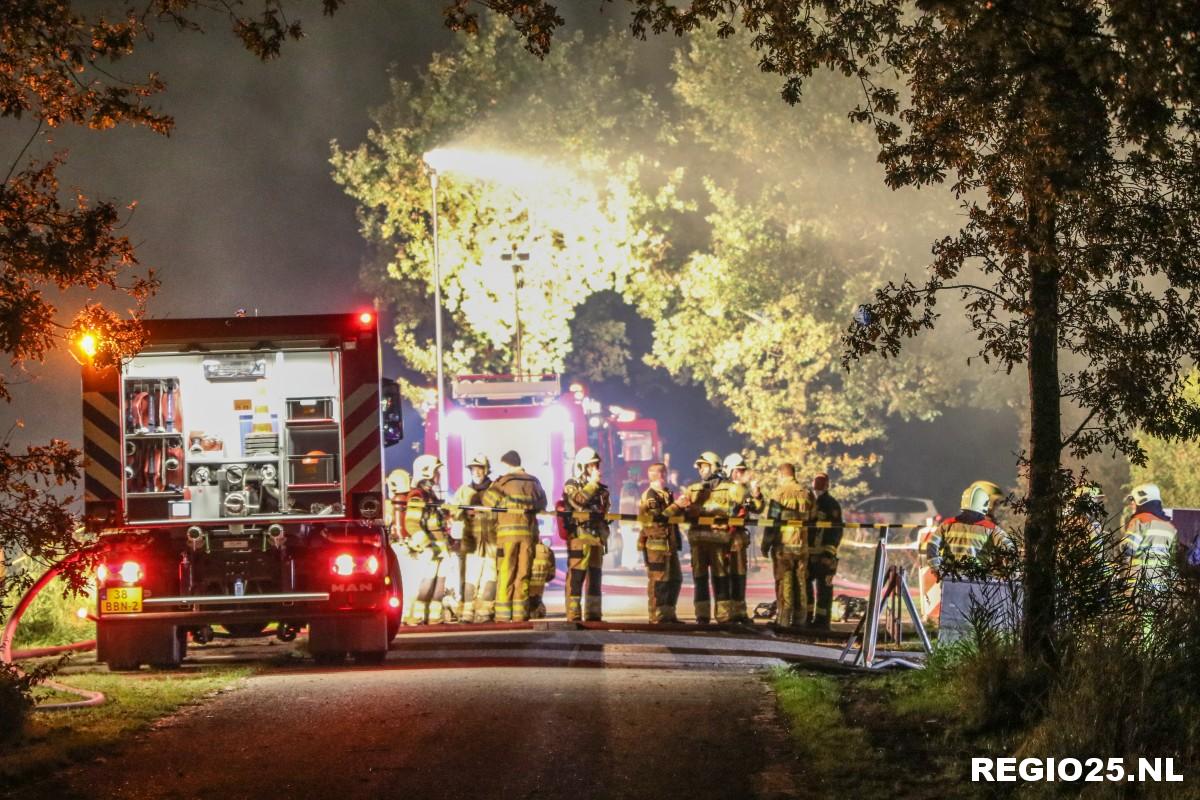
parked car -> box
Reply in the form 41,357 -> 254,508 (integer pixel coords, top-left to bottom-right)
846,495 -> 941,527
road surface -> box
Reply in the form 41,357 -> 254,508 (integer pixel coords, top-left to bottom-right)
22,661 -> 805,800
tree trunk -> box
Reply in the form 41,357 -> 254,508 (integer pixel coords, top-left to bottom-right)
1023,187 -> 1061,670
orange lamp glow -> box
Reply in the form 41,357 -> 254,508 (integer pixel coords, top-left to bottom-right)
77,332 -> 98,359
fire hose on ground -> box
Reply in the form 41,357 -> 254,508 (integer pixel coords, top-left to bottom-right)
1,548 -> 106,710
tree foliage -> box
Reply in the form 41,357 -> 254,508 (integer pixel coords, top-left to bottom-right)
331,22 -> 674,406
1,0 -> 343,605
466,1 -> 1200,666
336,20 -> 958,494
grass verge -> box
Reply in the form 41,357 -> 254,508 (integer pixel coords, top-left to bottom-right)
0,665 -> 252,788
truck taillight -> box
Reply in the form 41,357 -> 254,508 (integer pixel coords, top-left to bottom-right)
331,553 -> 381,576
357,311 -> 374,327
388,596 -> 401,609
96,564 -> 109,583
119,560 -> 142,584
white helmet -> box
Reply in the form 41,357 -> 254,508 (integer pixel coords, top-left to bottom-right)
466,452 -> 490,472
386,468 -> 411,495
574,446 -> 601,475
722,453 -> 747,474
961,480 -> 1003,515
413,454 -> 443,483
1127,483 -> 1161,506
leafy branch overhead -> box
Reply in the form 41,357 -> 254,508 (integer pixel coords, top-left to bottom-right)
0,0 -> 347,603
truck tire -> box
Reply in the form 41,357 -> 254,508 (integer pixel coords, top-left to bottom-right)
99,621 -> 184,671
309,612 -> 388,664
351,650 -> 387,666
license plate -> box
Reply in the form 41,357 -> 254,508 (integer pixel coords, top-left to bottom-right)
101,587 -> 143,614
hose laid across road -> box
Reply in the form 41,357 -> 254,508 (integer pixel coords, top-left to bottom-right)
1,547 -> 107,711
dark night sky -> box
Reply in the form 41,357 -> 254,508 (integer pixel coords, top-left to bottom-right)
4,1 -> 450,455
2,2 -> 1017,513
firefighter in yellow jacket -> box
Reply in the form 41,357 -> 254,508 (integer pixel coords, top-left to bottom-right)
402,455 -> 451,625
925,480 -> 1007,572
761,463 -> 815,629
670,452 -> 733,624
721,453 -> 765,623
1121,483 -> 1178,591
638,461 -> 683,623
561,447 -> 611,622
491,450 -> 547,622
806,472 -> 843,630
452,453 -> 501,623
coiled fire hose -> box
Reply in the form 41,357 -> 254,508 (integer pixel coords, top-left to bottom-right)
1,549 -> 106,710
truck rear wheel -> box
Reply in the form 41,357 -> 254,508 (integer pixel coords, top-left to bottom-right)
99,621 -> 184,672
308,612 -> 388,665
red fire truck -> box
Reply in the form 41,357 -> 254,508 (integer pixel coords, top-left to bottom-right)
423,375 -> 663,507
81,312 -> 404,669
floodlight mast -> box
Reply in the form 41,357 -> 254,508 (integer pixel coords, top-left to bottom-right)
423,154 -> 449,487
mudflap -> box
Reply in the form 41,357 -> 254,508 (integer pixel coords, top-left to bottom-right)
308,612 -> 388,659
98,620 -> 185,670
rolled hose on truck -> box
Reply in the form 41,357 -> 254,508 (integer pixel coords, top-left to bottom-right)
1,548 -> 107,710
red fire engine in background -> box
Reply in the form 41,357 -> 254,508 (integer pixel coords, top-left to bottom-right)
423,375 -> 663,562
424,375 -> 663,502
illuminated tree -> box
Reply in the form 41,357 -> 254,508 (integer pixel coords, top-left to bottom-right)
331,22 -> 672,407
471,0 -> 1200,669
336,21 -> 957,494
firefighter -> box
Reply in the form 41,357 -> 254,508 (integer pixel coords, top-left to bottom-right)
491,450 -> 547,622
638,461 -> 683,623
452,453 -> 501,623
721,453 -> 765,623
386,468 -> 419,624
561,446 -> 611,621
671,451 -> 732,624
925,480 -> 1007,571
805,472 -> 844,630
528,537 -> 556,619
1121,482 -> 1178,591
403,455 -> 451,625
761,463 -> 815,629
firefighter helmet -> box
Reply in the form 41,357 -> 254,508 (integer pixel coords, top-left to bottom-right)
574,446 -> 602,475
694,451 -> 721,470
386,468 -> 411,496
1127,482 -> 1161,506
466,452 -> 490,472
413,454 -> 443,483
722,453 -> 747,474
961,480 -> 1004,515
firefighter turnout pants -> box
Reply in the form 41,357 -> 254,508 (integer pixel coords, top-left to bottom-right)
496,534 -> 533,622
689,537 -> 732,624
408,548 -> 448,625
643,538 -> 682,623
566,534 -> 604,621
528,542 -> 555,619
806,555 -> 838,625
460,540 -> 498,623
727,532 -> 751,622
772,554 -> 808,629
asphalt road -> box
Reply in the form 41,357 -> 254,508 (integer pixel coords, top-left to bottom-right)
25,664 -> 804,800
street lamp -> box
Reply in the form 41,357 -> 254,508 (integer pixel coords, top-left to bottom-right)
500,248 -> 530,378
422,152 -> 449,484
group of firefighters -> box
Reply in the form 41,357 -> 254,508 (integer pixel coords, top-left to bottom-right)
387,447 -> 1185,629
385,447 -> 845,628
928,478 -> 1184,587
